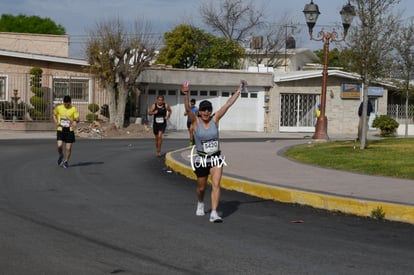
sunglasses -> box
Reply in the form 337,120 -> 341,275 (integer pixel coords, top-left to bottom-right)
199,108 -> 212,112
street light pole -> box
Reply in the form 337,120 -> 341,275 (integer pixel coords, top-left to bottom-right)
303,0 -> 356,140
314,32 -> 331,140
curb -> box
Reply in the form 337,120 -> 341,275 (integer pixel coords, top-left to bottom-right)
166,148 -> 414,225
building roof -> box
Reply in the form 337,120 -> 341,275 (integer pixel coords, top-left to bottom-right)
274,69 -> 396,89
274,69 -> 361,82
0,49 -> 89,66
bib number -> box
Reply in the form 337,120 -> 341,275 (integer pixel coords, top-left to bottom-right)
202,139 -> 219,154
155,117 -> 165,124
60,119 -> 70,128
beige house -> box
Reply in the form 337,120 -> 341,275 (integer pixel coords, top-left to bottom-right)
271,70 -> 391,136
0,32 -> 108,130
136,68 -> 392,137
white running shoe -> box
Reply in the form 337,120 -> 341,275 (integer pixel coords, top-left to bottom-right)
196,202 -> 205,216
209,211 -> 223,223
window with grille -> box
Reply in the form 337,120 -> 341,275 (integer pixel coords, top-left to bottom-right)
0,77 -> 6,101
53,78 -> 89,102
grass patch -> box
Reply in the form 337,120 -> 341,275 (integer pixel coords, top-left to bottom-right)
285,138 -> 414,179
370,206 -> 386,220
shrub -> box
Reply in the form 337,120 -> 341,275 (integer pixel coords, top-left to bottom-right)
0,101 -> 12,112
372,115 -> 399,137
88,103 -> 100,113
29,96 -> 47,110
86,113 -> 99,122
16,102 -> 31,112
29,67 -> 43,95
31,87 -> 44,97
29,67 -> 46,120
28,109 -> 45,120
30,96 -> 47,112
29,67 -> 43,75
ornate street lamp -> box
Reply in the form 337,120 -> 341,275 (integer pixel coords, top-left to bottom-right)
303,1 -> 356,140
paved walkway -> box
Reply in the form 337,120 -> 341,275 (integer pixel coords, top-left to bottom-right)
2,129 -> 414,224
164,130 -> 414,225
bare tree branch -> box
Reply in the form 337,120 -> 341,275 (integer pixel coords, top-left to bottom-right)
86,18 -> 157,128
199,0 -> 265,43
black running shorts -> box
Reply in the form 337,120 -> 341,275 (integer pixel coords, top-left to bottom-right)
57,129 -> 76,143
153,122 -> 166,135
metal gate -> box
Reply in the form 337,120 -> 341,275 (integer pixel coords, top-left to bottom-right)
279,93 -> 318,132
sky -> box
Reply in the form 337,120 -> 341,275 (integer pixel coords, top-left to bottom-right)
1,0 -> 413,59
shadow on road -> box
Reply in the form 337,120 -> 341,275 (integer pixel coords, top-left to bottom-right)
221,199 -> 271,218
70,161 -> 105,167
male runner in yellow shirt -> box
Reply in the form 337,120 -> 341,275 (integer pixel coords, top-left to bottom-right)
53,95 -> 80,168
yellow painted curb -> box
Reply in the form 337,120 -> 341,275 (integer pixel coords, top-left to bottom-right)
166,150 -> 414,225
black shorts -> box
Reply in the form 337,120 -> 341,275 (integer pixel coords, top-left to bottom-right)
193,151 -> 223,178
186,121 -> 191,129
194,163 -> 214,178
153,122 -> 166,135
57,129 -> 75,143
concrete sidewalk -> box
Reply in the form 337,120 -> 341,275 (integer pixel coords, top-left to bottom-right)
0,130 -> 55,139
165,132 -> 414,225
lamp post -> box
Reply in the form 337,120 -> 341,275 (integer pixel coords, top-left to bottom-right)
303,0 -> 356,140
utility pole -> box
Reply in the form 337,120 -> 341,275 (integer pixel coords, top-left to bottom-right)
284,23 -> 297,72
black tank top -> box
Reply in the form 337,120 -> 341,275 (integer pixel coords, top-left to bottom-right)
154,103 -> 166,124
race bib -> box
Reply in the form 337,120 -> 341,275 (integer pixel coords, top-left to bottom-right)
155,117 -> 165,124
60,119 -> 70,128
202,139 -> 219,154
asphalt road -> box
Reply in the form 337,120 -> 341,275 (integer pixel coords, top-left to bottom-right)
0,138 -> 413,275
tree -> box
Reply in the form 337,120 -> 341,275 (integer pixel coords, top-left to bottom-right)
0,14 -> 65,34
346,0 -> 401,149
199,0 -> 265,43
314,47 -> 349,69
392,18 -> 414,137
155,24 -> 245,69
200,1 -> 298,70
86,18 -> 157,129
